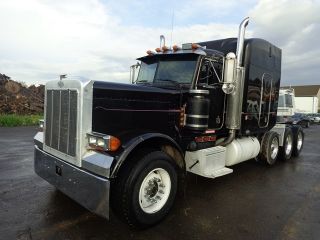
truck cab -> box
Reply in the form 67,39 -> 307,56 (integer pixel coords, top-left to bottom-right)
277,88 -> 295,117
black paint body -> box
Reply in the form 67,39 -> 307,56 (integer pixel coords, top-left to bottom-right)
92,82 -> 190,149
199,38 -> 282,135
92,38 -> 282,157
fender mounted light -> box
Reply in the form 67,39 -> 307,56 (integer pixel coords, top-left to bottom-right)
87,133 -> 121,152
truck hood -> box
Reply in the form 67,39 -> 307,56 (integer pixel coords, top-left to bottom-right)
91,81 -> 186,138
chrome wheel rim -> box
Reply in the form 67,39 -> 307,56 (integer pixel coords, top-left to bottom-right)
297,132 -> 303,150
270,137 -> 279,159
285,134 -> 293,156
139,168 -> 171,214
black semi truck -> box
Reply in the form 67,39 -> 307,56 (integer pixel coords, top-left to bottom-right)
34,17 -> 304,228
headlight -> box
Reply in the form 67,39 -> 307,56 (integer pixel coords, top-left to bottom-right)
39,119 -> 44,131
87,133 -> 121,152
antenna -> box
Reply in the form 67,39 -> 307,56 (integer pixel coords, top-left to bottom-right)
170,7 -> 175,48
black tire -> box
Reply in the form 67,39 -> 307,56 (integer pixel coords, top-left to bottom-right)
279,127 -> 293,161
111,151 -> 178,229
259,131 -> 279,165
292,127 -> 304,157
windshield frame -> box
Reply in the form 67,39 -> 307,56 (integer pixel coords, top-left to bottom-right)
136,53 -> 201,87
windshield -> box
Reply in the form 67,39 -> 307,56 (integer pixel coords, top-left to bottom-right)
136,55 -> 198,85
278,94 -> 293,108
285,94 -> 293,108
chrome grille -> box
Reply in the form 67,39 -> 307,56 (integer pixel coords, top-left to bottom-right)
45,89 -> 78,157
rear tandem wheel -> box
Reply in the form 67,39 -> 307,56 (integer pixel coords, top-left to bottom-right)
259,131 -> 280,165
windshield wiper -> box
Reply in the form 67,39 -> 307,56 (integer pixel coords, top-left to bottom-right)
136,80 -> 152,84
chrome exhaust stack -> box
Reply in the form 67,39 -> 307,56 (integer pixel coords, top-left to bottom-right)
219,17 -> 249,146
236,17 -> 249,68
225,17 -> 249,131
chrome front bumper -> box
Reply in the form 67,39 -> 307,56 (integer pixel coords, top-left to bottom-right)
34,145 -> 111,219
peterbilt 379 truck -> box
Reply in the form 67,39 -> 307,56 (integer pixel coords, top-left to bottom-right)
34,18 -> 304,228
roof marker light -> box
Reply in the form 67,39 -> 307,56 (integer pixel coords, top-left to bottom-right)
191,43 -> 201,50
155,47 -> 162,53
162,45 -> 169,52
172,45 -> 181,52
146,50 -> 155,55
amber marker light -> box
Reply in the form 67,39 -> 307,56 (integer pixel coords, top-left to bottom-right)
162,45 -> 169,52
109,136 -> 121,151
146,50 -> 155,55
172,45 -> 181,52
191,43 -> 201,50
179,106 -> 186,127
155,47 -> 162,53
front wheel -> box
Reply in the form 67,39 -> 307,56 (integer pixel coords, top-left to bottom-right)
112,151 -> 178,229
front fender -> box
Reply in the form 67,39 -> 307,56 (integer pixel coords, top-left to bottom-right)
110,133 -> 183,178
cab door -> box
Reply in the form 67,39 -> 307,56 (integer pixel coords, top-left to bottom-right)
197,57 -> 226,129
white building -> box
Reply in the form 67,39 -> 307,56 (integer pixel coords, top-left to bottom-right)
283,85 -> 320,113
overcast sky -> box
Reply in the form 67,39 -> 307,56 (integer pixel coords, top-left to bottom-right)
0,0 -> 319,86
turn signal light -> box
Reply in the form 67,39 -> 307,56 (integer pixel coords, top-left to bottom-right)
179,106 -> 186,127
109,136 -> 121,151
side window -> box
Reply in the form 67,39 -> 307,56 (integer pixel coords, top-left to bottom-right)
198,58 -> 222,86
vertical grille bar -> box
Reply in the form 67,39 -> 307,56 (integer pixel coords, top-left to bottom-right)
59,90 -> 70,153
68,91 -> 78,156
45,90 -> 53,147
45,89 -> 78,157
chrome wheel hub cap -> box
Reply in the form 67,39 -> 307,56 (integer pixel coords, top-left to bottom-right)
285,134 -> 293,156
297,132 -> 303,150
139,168 -> 171,214
271,137 -> 279,159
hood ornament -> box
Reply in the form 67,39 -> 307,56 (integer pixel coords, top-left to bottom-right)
58,74 -> 67,87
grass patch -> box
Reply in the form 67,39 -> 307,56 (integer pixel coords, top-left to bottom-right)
0,114 -> 43,127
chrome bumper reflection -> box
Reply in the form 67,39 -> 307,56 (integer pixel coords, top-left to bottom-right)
34,145 -> 110,219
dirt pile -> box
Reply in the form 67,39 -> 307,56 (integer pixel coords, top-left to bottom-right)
0,74 -> 44,114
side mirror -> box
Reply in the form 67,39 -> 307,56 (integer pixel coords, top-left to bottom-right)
130,62 -> 141,84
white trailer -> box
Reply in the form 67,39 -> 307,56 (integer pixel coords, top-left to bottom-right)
295,96 -> 318,113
